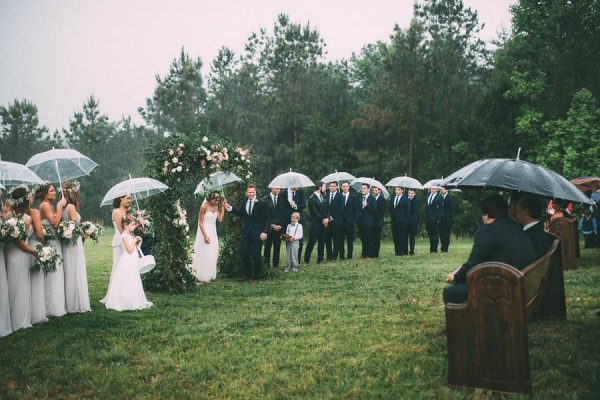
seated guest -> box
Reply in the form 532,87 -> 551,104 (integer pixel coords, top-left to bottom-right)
515,194 -> 555,257
443,195 -> 537,304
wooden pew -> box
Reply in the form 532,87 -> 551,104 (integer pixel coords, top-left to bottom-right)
549,217 -> 577,270
445,239 -> 560,394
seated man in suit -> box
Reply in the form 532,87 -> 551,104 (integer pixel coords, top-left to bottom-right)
390,186 -> 410,256
224,184 -> 269,282
443,194 -> 537,304
356,183 -> 377,258
262,187 -> 289,269
514,194 -> 554,258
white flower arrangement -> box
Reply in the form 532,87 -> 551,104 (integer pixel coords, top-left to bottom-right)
81,221 -> 102,244
30,243 -> 61,274
56,220 -> 82,245
1,217 -> 27,242
41,220 -> 56,242
172,200 -> 190,234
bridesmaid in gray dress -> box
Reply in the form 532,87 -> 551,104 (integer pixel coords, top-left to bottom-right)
29,201 -> 48,325
37,184 -> 67,317
0,194 -> 12,338
5,187 -> 38,331
61,181 -> 91,313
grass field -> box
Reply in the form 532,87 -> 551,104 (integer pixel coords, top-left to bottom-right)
1,230 -> 599,399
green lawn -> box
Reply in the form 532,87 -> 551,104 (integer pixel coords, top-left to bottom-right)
1,231 -> 599,399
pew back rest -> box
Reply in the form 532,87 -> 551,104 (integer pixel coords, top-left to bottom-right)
521,239 -> 560,318
549,217 -> 577,270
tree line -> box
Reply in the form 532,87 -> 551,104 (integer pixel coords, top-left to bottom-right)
1,0 -> 599,232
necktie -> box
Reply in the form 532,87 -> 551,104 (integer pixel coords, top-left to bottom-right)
248,200 -> 253,216
429,195 -> 432,205
273,196 -> 277,207
330,193 -> 334,204
395,196 -> 399,208
344,194 -> 348,205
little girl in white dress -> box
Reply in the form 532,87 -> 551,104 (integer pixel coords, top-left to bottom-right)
104,215 -> 152,311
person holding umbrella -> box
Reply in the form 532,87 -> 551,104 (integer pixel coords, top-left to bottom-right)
390,186 -> 410,256
356,183 -> 377,259
425,187 -> 444,253
262,187 -> 289,269
372,186 -> 386,258
338,182 -> 359,260
407,189 -> 420,256
440,188 -> 455,253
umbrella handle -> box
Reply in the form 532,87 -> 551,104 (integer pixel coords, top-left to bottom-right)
54,159 -> 64,199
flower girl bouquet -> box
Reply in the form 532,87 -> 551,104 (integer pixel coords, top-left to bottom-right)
56,220 -> 82,245
81,221 -> 103,244
30,243 -> 61,274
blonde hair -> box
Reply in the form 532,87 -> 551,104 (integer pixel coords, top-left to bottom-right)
291,212 -> 300,220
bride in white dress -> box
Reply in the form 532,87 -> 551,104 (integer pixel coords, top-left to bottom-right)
104,215 -> 152,311
191,191 -> 225,283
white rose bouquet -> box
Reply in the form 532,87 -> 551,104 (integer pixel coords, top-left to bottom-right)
81,221 -> 102,244
1,217 -> 27,242
56,220 -> 82,245
30,243 -> 61,274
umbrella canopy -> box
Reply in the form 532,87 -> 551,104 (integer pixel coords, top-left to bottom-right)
350,177 -> 390,199
385,176 -> 424,190
442,158 -> 593,204
194,171 -> 242,195
423,179 -> 444,189
570,176 -> 600,191
100,177 -> 169,207
321,171 -> 356,184
26,149 -> 98,184
268,171 -> 314,189
0,158 -> 45,186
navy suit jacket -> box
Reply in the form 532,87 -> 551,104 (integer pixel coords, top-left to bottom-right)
340,192 -> 359,226
308,192 -> 329,225
442,194 -> 455,222
327,191 -> 344,225
390,194 -> 410,225
374,195 -> 385,228
230,198 -> 269,240
453,217 -> 538,284
262,194 -> 289,229
408,195 -> 420,226
524,221 -> 554,258
356,194 -> 377,228
425,193 -> 444,222
285,189 -> 306,224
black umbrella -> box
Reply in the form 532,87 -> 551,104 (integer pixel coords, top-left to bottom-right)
442,158 -> 592,204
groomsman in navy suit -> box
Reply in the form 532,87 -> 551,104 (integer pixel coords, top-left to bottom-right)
304,181 -> 329,264
440,188 -> 455,253
338,182 -> 359,259
407,189 -> 420,255
285,187 -> 306,260
225,184 -> 269,281
425,187 -> 444,253
372,186 -> 386,258
390,186 -> 410,256
356,184 -> 378,258
262,187 -> 289,268
325,181 -> 344,261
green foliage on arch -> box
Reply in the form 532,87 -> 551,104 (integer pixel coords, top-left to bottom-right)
142,133 -> 256,293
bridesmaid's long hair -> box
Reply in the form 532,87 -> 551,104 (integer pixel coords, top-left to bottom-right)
35,183 -> 53,200
113,194 -> 127,209
62,181 -> 81,210
10,187 -> 31,217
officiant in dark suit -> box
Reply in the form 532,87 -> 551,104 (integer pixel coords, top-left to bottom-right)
357,183 -> 377,258
262,187 -> 289,269
225,184 -> 269,282
390,186 -> 410,256
339,182 -> 359,259
304,181 -> 329,264
325,181 -> 344,261
407,189 -> 420,256
425,187 -> 444,253
440,188 -> 455,253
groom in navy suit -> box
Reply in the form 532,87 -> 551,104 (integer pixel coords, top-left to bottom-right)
390,186 -> 410,256
225,184 -> 268,281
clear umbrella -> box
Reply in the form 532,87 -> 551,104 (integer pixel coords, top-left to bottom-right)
268,170 -> 314,189
0,156 -> 45,187
321,170 -> 356,185
100,176 -> 170,207
423,179 -> 444,189
441,156 -> 592,204
350,177 -> 390,199
385,176 -> 424,190
26,148 -> 98,195
193,171 -> 242,195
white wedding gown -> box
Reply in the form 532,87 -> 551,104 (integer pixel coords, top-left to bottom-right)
104,232 -> 152,311
191,210 -> 219,282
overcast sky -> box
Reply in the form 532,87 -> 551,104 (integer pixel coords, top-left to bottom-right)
0,0 -> 515,132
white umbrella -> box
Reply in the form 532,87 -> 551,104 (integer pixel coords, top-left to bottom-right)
26,149 -> 98,196
321,171 -> 356,185
193,171 -> 242,195
268,170 -> 314,189
423,179 -> 444,189
385,176 -> 424,190
350,177 -> 390,199
0,156 -> 45,187
100,177 -> 169,207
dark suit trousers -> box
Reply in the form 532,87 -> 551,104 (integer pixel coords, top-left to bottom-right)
263,230 -> 282,267
443,282 -> 468,304
408,221 -> 418,254
391,220 -> 408,255
241,233 -> 263,278
326,222 -> 343,260
358,224 -> 374,258
440,219 -> 452,252
426,219 -> 440,253
339,222 -> 355,259
373,225 -> 383,258
304,223 -> 326,263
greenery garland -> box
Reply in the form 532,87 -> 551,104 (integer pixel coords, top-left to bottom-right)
143,133 -> 261,292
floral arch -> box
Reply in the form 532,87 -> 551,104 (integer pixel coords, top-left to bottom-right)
143,133 -> 255,293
